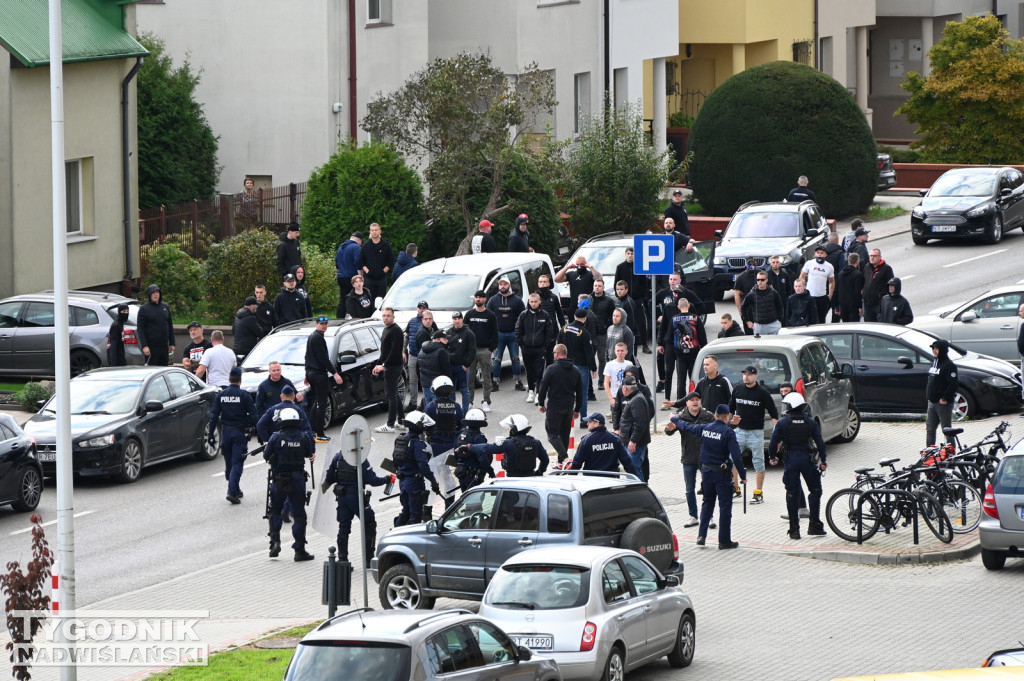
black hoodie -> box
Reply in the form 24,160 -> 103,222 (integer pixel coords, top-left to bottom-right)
879,278 -> 914,326
136,284 -> 174,350
276,231 -> 302,278
785,290 -> 818,327
508,217 -> 531,253
836,264 -> 865,318
232,306 -> 265,357
274,284 -> 307,324
926,339 -> 958,403
289,265 -> 313,318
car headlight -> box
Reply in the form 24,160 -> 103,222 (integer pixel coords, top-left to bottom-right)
713,256 -> 726,266
78,434 -> 116,448
777,255 -> 793,265
981,376 -> 1015,388
966,204 -> 990,218
912,206 -> 925,218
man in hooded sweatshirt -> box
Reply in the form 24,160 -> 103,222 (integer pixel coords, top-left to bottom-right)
835,252 -> 865,322
878,277 -> 914,326
274,273 -> 307,324
107,303 -> 131,366
391,243 -> 419,283
740,270 -> 784,335
508,214 -> 532,253
276,222 -> 302,279
926,339 -> 958,447
136,284 -> 175,367
785,279 -> 819,327
861,249 -> 895,322
358,222 -> 394,301
233,296 -> 266,360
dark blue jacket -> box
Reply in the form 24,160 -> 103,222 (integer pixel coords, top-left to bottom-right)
455,428 -> 490,470
255,376 -> 297,415
326,455 -> 390,491
394,435 -> 436,483
335,239 -> 361,280
263,426 -> 313,472
209,385 -> 258,433
469,435 -> 548,476
256,399 -> 314,443
571,426 -> 635,474
670,417 -> 747,479
406,315 -> 425,356
391,251 -> 419,282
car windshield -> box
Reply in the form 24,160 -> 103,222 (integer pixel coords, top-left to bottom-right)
894,328 -> 966,360
243,334 -> 310,366
382,273 -> 480,310
929,172 -> 997,197
993,456 -> 1024,495
486,565 -> 590,610
575,246 -> 632,279
727,212 -> 800,238
284,642 -> 411,681
703,351 -> 790,392
45,379 -> 142,415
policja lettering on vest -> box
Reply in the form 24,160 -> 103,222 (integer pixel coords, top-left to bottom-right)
424,376 -> 464,457
264,407 -> 316,561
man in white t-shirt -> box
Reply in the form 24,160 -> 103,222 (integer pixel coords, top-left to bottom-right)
196,330 -> 237,387
603,342 -> 632,410
799,244 -> 835,324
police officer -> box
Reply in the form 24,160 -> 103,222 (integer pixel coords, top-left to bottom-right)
263,407 -> 315,561
570,413 -> 635,474
256,383 -> 313,524
324,447 -> 391,562
668,404 -> 747,550
392,411 -> 440,527
454,408 -> 492,491
424,376 -> 464,458
769,392 -> 828,540
458,414 -> 548,477
208,367 -> 259,504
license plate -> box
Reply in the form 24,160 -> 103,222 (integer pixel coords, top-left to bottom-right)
37,451 -> 55,463
931,225 -> 957,233
512,635 -> 553,650
1019,507 -> 1024,520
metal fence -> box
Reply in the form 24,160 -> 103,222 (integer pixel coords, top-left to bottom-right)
138,182 -> 307,277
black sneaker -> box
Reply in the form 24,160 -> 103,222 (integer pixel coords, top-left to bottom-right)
294,550 -> 315,562
718,541 -> 739,550
237,491 -> 244,499
269,540 -> 281,558
492,381 -> 500,392
788,529 -> 801,540
642,345 -> 652,354
656,380 -> 665,392
226,494 -> 241,505
695,536 -> 706,546
515,381 -> 526,392
807,521 -> 827,536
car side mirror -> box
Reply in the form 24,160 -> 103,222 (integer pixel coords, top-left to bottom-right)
662,575 -> 680,588
36,400 -> 47,411
714,229 -> 723,238
805,229 -> 819,238
425,520 -> 438,534
961,310 -> 978,322
144,400 -> 164,412
918,189 -> 928,196
374,296 -> 383,308
1001,187 -> 1012,197
841,363 -> 854,378
339,355 -> 357,365
517,646 -> 533,662
897,356 -> 914,368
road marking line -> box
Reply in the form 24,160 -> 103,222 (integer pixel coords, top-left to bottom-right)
11,510 -> 95,536
942,249 -> 1007,268
900,275 -> 915,280
210,459 -> 266,477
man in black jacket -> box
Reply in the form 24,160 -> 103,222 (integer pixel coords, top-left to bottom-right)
276,223 -> 302,279
107,303 -> 130,366
879,277 -> 914,326
535,274 -> 564,361
508,214 -> 532,252
663,391 -> 715,527
372,307 -> 406,431
618,377 -> 652,482
554,256 -> 594,310
733,260 -> 761,334
274,274 -> 307,324
537,343 -> 583,465
417,331 -> 451,406
589,280 -> 617,380
516,293 -> 556,404
471,219 -> 498,254
861,249 -> 895,322
445,311 -> 476,411
571,413 -> 635,474
232,297 -> 266,360
729,365 -> 778,504
926,339 -> 958,446
785,279 -> 819,327
465,292 -> 498,411
304,315 -> 344,442
835,253 -> 865,322
487,277 -> 526,391
614,281 -> 646,350
136,284 -> 175,367
663,188 -> 690,236
740,272 -> 784,335
253,285 -> 277,335
358,222 -> 394,301
558,309 -> 598,420
614,248 -> 651,350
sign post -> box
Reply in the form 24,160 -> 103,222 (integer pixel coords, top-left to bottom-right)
632,235 -> 675,431
338,415 -> 373,607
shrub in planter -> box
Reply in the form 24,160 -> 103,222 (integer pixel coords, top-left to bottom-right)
142,243 -> 204,317
15,382 -> 53,412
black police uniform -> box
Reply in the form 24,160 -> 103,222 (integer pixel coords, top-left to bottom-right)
768,404 -> 827,537
324,454 -> 390,561
208,384 -> 258,500
425,396 -> 464,458
256,400 -> 314,446
255,376 -> 298,416
465,433 -> 548,477
454,426 -> 491,491
393,431 -> 437,527
570,426 -> 635,474
264,422 -> 315,559
670,417 -> 747,547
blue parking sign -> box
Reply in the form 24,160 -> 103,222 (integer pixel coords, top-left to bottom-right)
632,235 -> 675,276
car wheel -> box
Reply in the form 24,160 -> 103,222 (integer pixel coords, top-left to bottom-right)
601,646 -> 625,681
911,231 -> 929,246
11,466 -> 43,512
380,373 -> 408,412
951,390 -> 975,422
985,214 -> 1003,245
667,612 -> 695,668
981,548 -> 1007,571
194,425 -> 219,461
830,403 -> 860,443
70,349 -> 101,377
323,393 -> 335,428
379,564 -> 434,610
114,439 -> 144,483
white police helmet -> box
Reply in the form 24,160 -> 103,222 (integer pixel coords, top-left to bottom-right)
499,413 -> 531,436
403,410 -> 436,431
782,392 -> 806,410
463,408 -> 487,428
431,375 -> 455,395
279,407 -> 301,425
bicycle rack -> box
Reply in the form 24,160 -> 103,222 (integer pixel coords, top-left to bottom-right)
856,488 -> 919,546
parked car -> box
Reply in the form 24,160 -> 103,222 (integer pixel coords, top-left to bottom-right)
480,546 -> 694,681
911,286 -> 1024,362
373,253 -> 557,330
557,232 -> 717,317
371,471 -> 683,610
978,438 -> 1024,570
0,290 -> 143,377
239,318 -> 405,428
0,413 -> 43,512
877,153 -> 897,191
690,335 -> 860,445
283,608 -> 561,681
23,366 -> 219,483
983,647 -> 1024,667
910,166 -> 1024,245
779,323 -> 1023,421
712,200 -> 830,299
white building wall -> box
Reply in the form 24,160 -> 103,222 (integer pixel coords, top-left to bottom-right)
816,0 -> 875,88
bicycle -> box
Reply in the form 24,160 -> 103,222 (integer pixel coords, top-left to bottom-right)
826,474 -> 953,544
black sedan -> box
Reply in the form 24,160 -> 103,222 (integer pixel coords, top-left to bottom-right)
239,318 -> 406,430
0,413 -> 42,512
780,323 -> 1023,421
24,367 -> 220,483
911,166 -> 1024,245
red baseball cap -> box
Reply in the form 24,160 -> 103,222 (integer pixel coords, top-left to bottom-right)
479,219 -> 494,228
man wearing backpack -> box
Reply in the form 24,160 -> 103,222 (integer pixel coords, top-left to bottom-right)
659,297 -> 707,403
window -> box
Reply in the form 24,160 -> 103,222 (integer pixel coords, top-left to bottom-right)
574,72 -> 591,133
819,36 -> 833,75
581,487 -> 665,540
547,494 -> 572,533
0,423 -> 15,441
143,376 -> 172,404
66,160 -> 82,234
22,302 -> 55,328
441,490 -> 498,532
353,328 -> 377,355
337,333 -> 359,358
467,621 -> 518,665
486,271 -> 523,298
524,262 -> 549,294
966,293 -> 1023,319
602,560 -> 632,603
621,555 -> 659,595
427,626 -> 483,674
165,371 -> 198,400
494,491 -> 540,531
0,302 -> 22,328
792,40 -> 811,65
821,333 -> 853,360
71,306 -> 100,327
798,348 -> 822,383
366,0 -> 391,24
613,68 -> 628,109
857,335 -> 913,363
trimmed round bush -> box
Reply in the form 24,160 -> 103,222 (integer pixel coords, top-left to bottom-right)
143,242 -> 204,318
688,61 -> 877,218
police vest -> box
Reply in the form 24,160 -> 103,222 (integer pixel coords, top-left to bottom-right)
503,435 -> 540,472
785,413 -> 813,452
432,400 -> 460,434
272,433 -> 306,471
334,455 -> 358,483
392,434 -> 413,465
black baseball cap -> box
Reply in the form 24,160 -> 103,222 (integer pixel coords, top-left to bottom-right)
316,315 -> 330,323
474,290 -> 488,298
742,365 -> 758,375
352,230 -> 365,239
283,273 -> 296,282
244,296 -> 258,306
432,329 -> 447,340
672,189 -> 683,195
855,227 -> 870,237
417,301 -> 429,308
683,391 -> 701,402
451,311 -> 463,319
583,413 -> 606,425
187,321 -> 202,329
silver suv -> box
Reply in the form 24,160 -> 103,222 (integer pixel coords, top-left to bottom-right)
690,335 -> 860,445
979,439 -> 1024,570
371,472 -> 683,610
283,608 -> 561,681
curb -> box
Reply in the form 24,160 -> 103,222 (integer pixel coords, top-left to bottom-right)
788,539 -> 980,565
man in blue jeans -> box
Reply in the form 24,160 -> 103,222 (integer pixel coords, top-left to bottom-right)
558,308 -> 598,420
664,391 -> 716,529
486,277 -> 526,391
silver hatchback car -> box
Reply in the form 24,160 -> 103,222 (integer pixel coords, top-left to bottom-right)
479,546 -> 695,681
979,439 -> 1024,570
283,608 -> 561,681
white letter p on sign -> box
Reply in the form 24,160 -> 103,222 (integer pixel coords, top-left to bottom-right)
643,240 -> 665,265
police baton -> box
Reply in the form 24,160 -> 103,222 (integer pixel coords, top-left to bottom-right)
742,479 -> 747,515
306,458 -> 316,507
248,443 -> 267,458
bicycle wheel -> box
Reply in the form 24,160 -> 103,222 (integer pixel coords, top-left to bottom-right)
826,488 -> 880,542
934,480 -> 982,534
915,490 -> 953,544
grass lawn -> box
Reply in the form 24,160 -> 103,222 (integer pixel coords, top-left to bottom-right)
0,381 -> 27,392
860,204 -> 908,222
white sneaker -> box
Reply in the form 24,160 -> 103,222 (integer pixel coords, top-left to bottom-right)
683,516 -> 699,528
527,390 -> 535,403
481,402 -> 491,412
375,424 -> 395,433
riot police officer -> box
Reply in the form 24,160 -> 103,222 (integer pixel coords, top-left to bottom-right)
458,414 -> 548,477
768,392 -> 828,540
263,407 -> 315,561
392,410 -> 440,527
668,404 -> 747,549
256,384 -> 312,524
424,376 -> 464,457
454,408 -> 492,491
324,447 -> 391,562
208,367 -> 259,504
